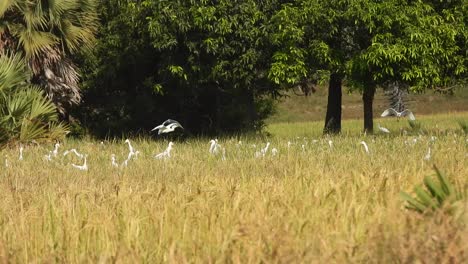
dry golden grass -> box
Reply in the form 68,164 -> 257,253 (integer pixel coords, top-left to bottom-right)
0,113 -> 467,263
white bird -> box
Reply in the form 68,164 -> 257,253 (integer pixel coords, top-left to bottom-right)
381,108 -> 415,121
378,123 -> 390,133
271,148 -> 278,156
52,142 -> 60,157
63,149 -> 84,159
209,139 -> 221,155
44,151 -> 52,161
19,146 -> 24,161
221,147 -> 226,161
72,155 -> 88,171
151,119 -> 184,135
424,147 -> 431,161
111,154 -> 119,167
154,142 -> 174,160
360,141 -> 370,154
261,142 -> 271,157
124,139 -> 135,154
328,140 -> 333,149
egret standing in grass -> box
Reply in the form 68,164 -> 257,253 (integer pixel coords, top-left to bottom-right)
151,119 -> 184,135
424,147 -> 431,161
52,142 -> 60,157
72,155 -> 88,171
261,142 -> 271,157
209,139 -> 221,155
19,146 -> 24,161
360,141 -> 370,154
111,154 -> 119,167
378,123 -> 390,134
381,108 -> 415,121
63,149 -> 84,159
154,142 -> 174,160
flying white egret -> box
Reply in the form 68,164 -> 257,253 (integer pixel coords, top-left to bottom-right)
19,146 -> 24,161
377,123 -> 390,133
154,142 -> 174,160
151,119 -> 184,135
381,108 -> 415,121
424,147 -> 431,161
52,142 -> 60,157
360,141 -> 370,154
111,154 -> 119,167
72,155 -> 88,171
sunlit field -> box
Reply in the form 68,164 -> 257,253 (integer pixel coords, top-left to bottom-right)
1,113 -> 467,263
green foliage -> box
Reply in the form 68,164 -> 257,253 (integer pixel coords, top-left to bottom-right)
1,0 -> 98,115
0,53 -> 69,147
78,0 -> 280,136
400,165 -> 466,214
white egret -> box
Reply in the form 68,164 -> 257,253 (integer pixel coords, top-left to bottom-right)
154,142 -> 174,160
124,139 -> 135,154
424,147 -> 431,161
19,146 -> 24,161
221,147 -> 226,161
44,151 -> 52,161
378,123 -> 390,133
111,154 -> 119,167
271,148 -> 278,156
328,140 -> 333,149
209,139 -> 221,155
360,141 -> 370,154
151,119 -> 184,135
381,108 -> 415,121
72,155 -> 88,171
261,142 -> 271,157
52,142 -> 60,157
63,149 -> 84,159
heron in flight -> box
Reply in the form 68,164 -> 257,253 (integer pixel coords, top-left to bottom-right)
151,119 -> 184,135
381,108 -> 415,121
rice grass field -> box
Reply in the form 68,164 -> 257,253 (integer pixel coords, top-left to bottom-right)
0,113 -> 467,263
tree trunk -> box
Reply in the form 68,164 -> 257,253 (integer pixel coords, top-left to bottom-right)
323,73 -> 342,134
363,85 -> 376,133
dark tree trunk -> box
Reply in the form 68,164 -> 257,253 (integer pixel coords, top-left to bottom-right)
363,85 -> 376,133
323,73 -> 342,134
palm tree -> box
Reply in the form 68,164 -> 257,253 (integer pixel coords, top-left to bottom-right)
0,52 -> 69,146
0,0 -> 98,115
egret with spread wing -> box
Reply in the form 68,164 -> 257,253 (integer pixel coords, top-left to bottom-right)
381,108 -> 415,121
